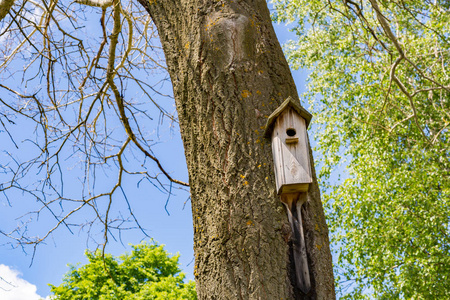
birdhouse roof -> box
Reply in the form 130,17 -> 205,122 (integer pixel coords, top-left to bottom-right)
264,96 -> 312,138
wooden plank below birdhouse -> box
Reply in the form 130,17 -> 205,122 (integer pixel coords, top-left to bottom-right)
281,192 -> 311,294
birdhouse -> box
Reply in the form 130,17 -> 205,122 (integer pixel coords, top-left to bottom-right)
264,96 -> 313,195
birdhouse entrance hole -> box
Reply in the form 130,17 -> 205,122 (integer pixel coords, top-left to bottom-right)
286,128 -> 296,137
286,128 -> 298,144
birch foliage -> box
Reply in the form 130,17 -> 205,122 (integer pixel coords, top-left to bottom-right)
274,0 -> 450,298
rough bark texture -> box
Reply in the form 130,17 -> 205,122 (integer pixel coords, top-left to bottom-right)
137,0 -> 335,298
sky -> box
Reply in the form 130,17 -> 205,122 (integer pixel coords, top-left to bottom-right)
0,265 -> 50,300
0,7 -> 308,300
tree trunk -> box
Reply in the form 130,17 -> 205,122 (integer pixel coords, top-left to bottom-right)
137,0 -> 335,298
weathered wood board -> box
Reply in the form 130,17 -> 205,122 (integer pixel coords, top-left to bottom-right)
271,107 -> 312,194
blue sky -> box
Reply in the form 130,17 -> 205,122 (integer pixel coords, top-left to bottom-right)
0,9 -> 308,299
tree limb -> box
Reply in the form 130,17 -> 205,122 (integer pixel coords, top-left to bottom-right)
105,0 -> 188,187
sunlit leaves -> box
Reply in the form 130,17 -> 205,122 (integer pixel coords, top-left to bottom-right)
49,241 -> 197,299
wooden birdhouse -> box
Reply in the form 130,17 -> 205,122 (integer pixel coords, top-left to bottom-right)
264,96 -> 313,195
265,96 -> 313,294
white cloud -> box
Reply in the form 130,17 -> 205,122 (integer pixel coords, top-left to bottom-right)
0,264 -> 48,300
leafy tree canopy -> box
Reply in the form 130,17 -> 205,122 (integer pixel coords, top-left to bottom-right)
273,0 -> 450,298
49,241 -> 197,300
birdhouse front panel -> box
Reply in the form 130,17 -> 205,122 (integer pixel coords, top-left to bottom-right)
271,107 -> 312,194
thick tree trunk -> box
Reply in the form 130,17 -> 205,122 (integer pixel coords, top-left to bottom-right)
137,0 -> 335,298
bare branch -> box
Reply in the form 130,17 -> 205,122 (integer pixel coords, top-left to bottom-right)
0,0 -> 187,251
105,0 -> 188,187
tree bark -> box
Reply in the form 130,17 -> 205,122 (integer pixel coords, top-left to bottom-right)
137,0 -> 335,298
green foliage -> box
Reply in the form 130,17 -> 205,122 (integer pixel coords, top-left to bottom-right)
273,0 -> 450,298
49,242 -> 197,300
